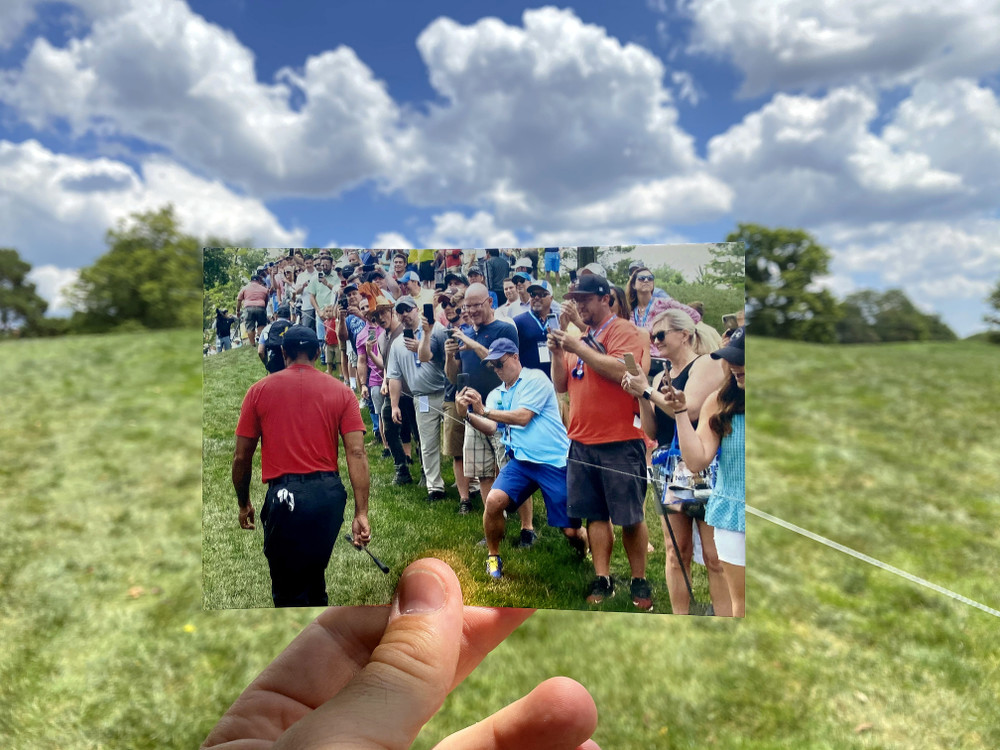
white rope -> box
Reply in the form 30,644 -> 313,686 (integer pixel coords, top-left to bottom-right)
746,506 -> 1000,619
383,388 -> 1000,619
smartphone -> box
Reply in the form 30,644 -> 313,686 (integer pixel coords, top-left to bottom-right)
649,357 -> 668,381
722,313 -> 739,331
423,303 -> 435,326
403,328 -> 415,340
446,328 -> 455,339
623,352 -> 640,375
568,269 -> 577,283
339,298 -> 348,310
457,373 -> 470,391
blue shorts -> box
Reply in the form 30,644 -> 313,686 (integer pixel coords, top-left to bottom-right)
492,456 -> 580,529
544,252 -> 560,273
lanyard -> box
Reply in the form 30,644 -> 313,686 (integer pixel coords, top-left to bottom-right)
633,298 -> 654,328
529,311 -> 554,334
574,315 -> 615,379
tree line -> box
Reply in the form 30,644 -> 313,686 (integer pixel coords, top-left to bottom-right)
1,208 -> 998,344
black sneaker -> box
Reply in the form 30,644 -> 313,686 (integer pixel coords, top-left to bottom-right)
426,490 -> 446,502
586,576 -> 615,604
630,577 -> 653,611
469,489 -> 482,503
381,448 -> 392,459
516,529 -> 538,548
458,499 -> 472,515
393,466 -> 413,486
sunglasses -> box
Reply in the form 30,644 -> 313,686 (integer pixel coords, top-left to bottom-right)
486,355 -> 511,371
635,274 -> 655,282
529,291 -> 550,299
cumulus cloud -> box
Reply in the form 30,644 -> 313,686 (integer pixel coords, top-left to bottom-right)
0,0 -> 400,197
707,86 -> 974,227
389,7 -> 727,236
26,264 -> 79,315
684,0 -> 1000,96
419,211 -> 519,249
372,232 -> 413,250
0,139 -> 304,268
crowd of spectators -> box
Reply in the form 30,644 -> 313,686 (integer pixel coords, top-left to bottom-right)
224,246 -> 745,614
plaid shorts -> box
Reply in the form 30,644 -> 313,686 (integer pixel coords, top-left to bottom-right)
463,423 -> 508,479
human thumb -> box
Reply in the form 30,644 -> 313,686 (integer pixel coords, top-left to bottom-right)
274,558 -> 464,749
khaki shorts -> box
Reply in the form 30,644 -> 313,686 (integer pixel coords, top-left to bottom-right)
463,424 -> 508,479
443,401 -> 465,458
325,343 -> 341,366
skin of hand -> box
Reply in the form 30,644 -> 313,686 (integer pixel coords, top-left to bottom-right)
548,328 -> 580,355
238,503 -> 255,530
380,381 -> 389,397
203,559 -> 601,750
459,388 -> 484,413
403,336 -> 419,353
351,514 -> 371,547
392,405 -> 403,424
559,300 -> 582,331
661,384 -> 687,412
361,385 -> 370,400
620,371 -> 647,398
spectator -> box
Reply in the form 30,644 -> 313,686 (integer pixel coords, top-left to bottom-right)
358,297 -> 392,457
548,274 -> 653,610
337,284 -> 366,391
445,272 -> 470,295
484,248 -> 511,301
236,274 -> 270,346
662,327 -> 745,616
386,296 -> 450,503
370,300 -> 417,484
608,285 -> 631,321
626,267 -> 702,354
543,246 -> 561,283
459,338 -> 588,579
508,270 -> 534,319
294,255 -> 320,334
319,305 -> 341,377
495,278 -> 519,320
401,270 -> 435,309
620,308 -> 730,616
215,307 -> 237,351
513,280 -> 560,379
467,266 -> 498,309
257,304 -> 294,373
439,292 -> 477,512
307,257 -> 339,366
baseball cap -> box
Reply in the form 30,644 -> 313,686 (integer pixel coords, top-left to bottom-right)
280,324 -> 318,347
467,265 -> 484,277
526,280 -> 553,296
711,326 -> 745,366
512,270 -> 532,282
400,270 -> 420,284
579,262 -> 607,277
564,274 -> 611,298
342,283 -> 359,294
514,257 -> 532,269
482,337 -> 519,361
628,259 -> 644,273
275,304 -> 291,319
445,272 -> 469,285
395,295 -> 418,312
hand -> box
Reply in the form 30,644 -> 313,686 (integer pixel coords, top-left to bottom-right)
380,382 -> 389,397
392,406 -> 403,424
360,385 -> 370,400
662,384 -> 687,414
550,329 -> 579,355
422,318 -> 434,334
620,371 -> 648,398
203,559 -> 599,750
464,389 -> 484,414
351,514 -> 371,547
403,337 -> 419,353
559,300 -> 582,330
445,337 -> 461,358
239,502 -> 255,530
546,331 -> 563,352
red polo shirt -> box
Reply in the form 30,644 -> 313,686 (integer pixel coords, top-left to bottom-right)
236,364 -> 365,482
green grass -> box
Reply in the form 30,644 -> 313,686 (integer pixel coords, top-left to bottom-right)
202,343 -> 699,611
2,330 -> 999,749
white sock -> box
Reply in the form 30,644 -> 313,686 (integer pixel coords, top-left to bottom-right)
350,377 -> 357,389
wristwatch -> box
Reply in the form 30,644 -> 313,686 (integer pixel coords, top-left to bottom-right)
481,406 -> 492,418
642,387 -> 653,401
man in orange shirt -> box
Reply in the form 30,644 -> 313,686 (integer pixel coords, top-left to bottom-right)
548,274 -> 653,611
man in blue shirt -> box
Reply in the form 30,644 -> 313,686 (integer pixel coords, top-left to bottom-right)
459,338 -> 588,579
513,280 -> 561,379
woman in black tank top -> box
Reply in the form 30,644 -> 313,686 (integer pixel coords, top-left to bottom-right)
621,308 -> 733,616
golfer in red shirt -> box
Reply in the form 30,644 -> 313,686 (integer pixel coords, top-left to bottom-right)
233,324 -> 371,607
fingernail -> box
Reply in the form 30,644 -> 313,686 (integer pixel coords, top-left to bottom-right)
393,569 -> 447,616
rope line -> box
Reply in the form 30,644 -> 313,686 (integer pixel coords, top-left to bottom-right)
746,506 -> 1000,619
376,387 -> 1000,619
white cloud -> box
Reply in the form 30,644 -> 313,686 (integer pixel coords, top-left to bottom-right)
0,139 -> 304,268
389,7 -> 726,237
26,264 -> 79,315
671,70 -> 700,105
0,0 -> 400,197
819,218 -> 1000,336
684,0 -> 1000,96
708,86 -> 970,227
371,232 -> 413,250
420,211 -> 519,249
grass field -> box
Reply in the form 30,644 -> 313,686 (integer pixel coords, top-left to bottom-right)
2,330 -> 999,749
202,341 -> 703,612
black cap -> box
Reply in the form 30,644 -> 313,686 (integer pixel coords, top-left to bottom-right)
711,326 -> 745,366
275,304 -> 291,319
280,324 -> 319,347
445,272 -> 469,285
564,274 -> 611,298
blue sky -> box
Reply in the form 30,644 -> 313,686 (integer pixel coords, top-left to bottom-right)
1,0 -> 998,336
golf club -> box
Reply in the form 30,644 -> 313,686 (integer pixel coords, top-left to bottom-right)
345,533 -> 390,574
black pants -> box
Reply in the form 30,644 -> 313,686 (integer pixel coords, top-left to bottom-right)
261,473 -> 347,607
381,394 -> 418,468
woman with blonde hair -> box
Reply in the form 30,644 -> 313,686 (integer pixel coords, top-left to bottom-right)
621,308 -> 731,615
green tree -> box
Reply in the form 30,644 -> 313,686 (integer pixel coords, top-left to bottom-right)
729,223 -> 842,343
68,206 -> 203,332
837,288 -> 956,343
0,248 -> 49,336
985,278 -> 1000,344
698,242 -> 745,288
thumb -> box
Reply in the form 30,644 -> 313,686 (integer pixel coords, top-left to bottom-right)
274,558 -> 463,750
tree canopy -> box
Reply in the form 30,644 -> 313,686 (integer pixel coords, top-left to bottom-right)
0,248 -> 49,336
730,223 -> 842,343
986,278 -> 1000,344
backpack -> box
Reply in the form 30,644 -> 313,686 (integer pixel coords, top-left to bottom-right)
263,319 -> 293,373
